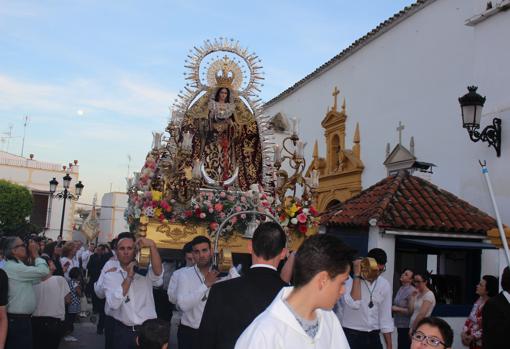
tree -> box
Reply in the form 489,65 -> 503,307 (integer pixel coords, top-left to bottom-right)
0,179 -> 33,236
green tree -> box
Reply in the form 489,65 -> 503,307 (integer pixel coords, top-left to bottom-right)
0,179 -> 33,236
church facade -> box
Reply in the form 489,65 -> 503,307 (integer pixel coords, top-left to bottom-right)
264,1 -> 509,347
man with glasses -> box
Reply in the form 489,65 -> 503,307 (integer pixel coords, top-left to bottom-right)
336,248 -> 394,349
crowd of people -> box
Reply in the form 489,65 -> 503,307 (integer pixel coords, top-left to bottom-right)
0,227 -> 509,349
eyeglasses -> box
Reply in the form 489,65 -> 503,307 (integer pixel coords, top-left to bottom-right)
412,331 -> 446,347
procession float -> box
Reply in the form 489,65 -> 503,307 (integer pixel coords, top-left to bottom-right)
125,38 -> 321,269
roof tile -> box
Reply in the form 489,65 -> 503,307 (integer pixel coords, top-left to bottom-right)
323,171 -> 497,235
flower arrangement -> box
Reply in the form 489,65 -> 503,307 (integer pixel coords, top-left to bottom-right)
276,198 -> 319,236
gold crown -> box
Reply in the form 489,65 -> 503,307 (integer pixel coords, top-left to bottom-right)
215,69 -> 235,88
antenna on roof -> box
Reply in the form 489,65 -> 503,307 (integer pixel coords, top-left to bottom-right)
21,115 -> 29,157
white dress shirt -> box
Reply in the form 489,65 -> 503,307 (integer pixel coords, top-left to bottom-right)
175,265 -> 239,329
102,265 -> 163,326
337,276 -> 394,334
167,267 -> 186,305
81,250 -> 93,270
60,256 -> 78,279
94,259 -> 120,299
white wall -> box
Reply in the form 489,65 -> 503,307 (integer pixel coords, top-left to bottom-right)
98,192 -> 129,242
0,156 -> 80,240
264,0 -> 509,265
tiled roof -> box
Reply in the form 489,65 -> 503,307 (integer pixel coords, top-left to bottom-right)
264,0 -> 436,108
323,171 -> 497,235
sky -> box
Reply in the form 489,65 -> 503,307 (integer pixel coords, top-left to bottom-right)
0,0 -> 416,205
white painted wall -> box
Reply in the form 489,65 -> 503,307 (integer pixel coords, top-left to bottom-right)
98,192 -> 129,243
265,0 -> 509,269
0,153 -> 80,240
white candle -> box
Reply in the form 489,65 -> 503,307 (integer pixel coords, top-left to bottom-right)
311,169 -> 320,188
192,159 -> 202,179
274,144 -> 282,163
152,132 -> 162,149
296,141 -> 305,159
291,117 -> 299,136
182,131 -> 193,151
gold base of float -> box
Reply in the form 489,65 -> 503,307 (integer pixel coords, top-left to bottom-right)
136,218 -> 310,268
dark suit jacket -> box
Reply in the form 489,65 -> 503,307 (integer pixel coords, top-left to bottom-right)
482,292 -> 510,349
195,266 -> 287,349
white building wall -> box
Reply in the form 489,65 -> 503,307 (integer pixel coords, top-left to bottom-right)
0,153 -> 80,240
264,0 -> 509,261
98,192 -> 129,243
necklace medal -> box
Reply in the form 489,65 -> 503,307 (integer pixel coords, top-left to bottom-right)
368,301 -> 374,308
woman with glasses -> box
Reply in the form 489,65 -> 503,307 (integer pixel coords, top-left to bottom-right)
2,236 -> 49,349
411,316 -> 453,349
409,271 -> 436,336
461,275 -> 498,349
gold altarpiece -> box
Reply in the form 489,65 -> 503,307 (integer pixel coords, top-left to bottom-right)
308,87 -> 364,212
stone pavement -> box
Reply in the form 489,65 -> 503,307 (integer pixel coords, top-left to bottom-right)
60,310 -> 181,349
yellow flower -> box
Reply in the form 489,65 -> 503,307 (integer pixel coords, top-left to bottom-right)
286,203 -> 299,217
154,208 -> 162,217
151,190 -> 163,201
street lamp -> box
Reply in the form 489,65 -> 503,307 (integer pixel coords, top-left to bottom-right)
49,171 -> 84,239
458,86 -> 502,157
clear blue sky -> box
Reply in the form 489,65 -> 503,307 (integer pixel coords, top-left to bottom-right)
0,0 -> 415,204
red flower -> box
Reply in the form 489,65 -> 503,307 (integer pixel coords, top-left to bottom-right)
214,203 -> 223,212
184,210 -> 193,218
309,206 -> 319,216
210,222 -> 219,231
298,224 -> 308,234
194,208 -> 202,216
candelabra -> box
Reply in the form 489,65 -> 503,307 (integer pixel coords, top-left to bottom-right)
273,117 -> 319,204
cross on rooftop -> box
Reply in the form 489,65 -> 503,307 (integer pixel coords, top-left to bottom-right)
397,121 -> 405,145
332,86 -> 340,111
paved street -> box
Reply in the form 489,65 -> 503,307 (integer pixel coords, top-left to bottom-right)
60,308 -> 180,349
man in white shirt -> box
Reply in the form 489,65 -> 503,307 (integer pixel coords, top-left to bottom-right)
80,243 -> 95,271
173,236 -> 238,349
102,232 -> 163,349
235,234 -> 354,349
167,242 -> 195,306
337,248 -> 394,349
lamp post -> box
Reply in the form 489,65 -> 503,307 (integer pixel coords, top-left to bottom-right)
458,86 -> 502,157
49,171 -> 84,239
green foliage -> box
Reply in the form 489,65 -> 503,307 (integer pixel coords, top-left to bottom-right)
0,179 -> 33,236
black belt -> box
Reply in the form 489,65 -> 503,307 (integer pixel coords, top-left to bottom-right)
7,313 -> 31,319
344,327 -> 380,335
113,318 -> 142,332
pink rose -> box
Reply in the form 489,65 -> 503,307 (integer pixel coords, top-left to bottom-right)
220,191 -> 226,198
297,213 -> 307,224
214,203 -> 223,212
208,208 -> 214,214
235,206 -> 242,212
199,213 -> 206,219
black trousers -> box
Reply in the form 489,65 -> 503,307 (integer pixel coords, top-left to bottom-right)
6,314 -> 32,349
104,315 -> 114,349
178,324 -> 198,349
344,327 -> 383,349
397,327 -> 411,349
32,316 -> 64,349
111,319 -> 139,349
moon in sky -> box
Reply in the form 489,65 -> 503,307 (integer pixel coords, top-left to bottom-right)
77,109 -> 85,116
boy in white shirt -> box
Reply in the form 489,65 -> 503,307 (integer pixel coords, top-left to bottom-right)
235,234 -> 355,349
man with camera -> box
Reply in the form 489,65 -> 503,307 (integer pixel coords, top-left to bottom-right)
102,232 -> 163,349
337,248 -> 394,349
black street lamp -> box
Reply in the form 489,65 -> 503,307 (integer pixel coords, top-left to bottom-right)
458,86 -> 502,157
49,172 -> 84,239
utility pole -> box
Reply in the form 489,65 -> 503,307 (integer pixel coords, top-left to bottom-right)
21,115 -> 29,157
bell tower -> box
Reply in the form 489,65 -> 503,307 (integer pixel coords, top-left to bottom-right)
308,86 -> 364,212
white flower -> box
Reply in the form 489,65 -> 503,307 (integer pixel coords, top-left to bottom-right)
291,218 -> 298,225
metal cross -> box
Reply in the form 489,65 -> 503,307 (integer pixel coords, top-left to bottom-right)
397,121 -> 405,145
